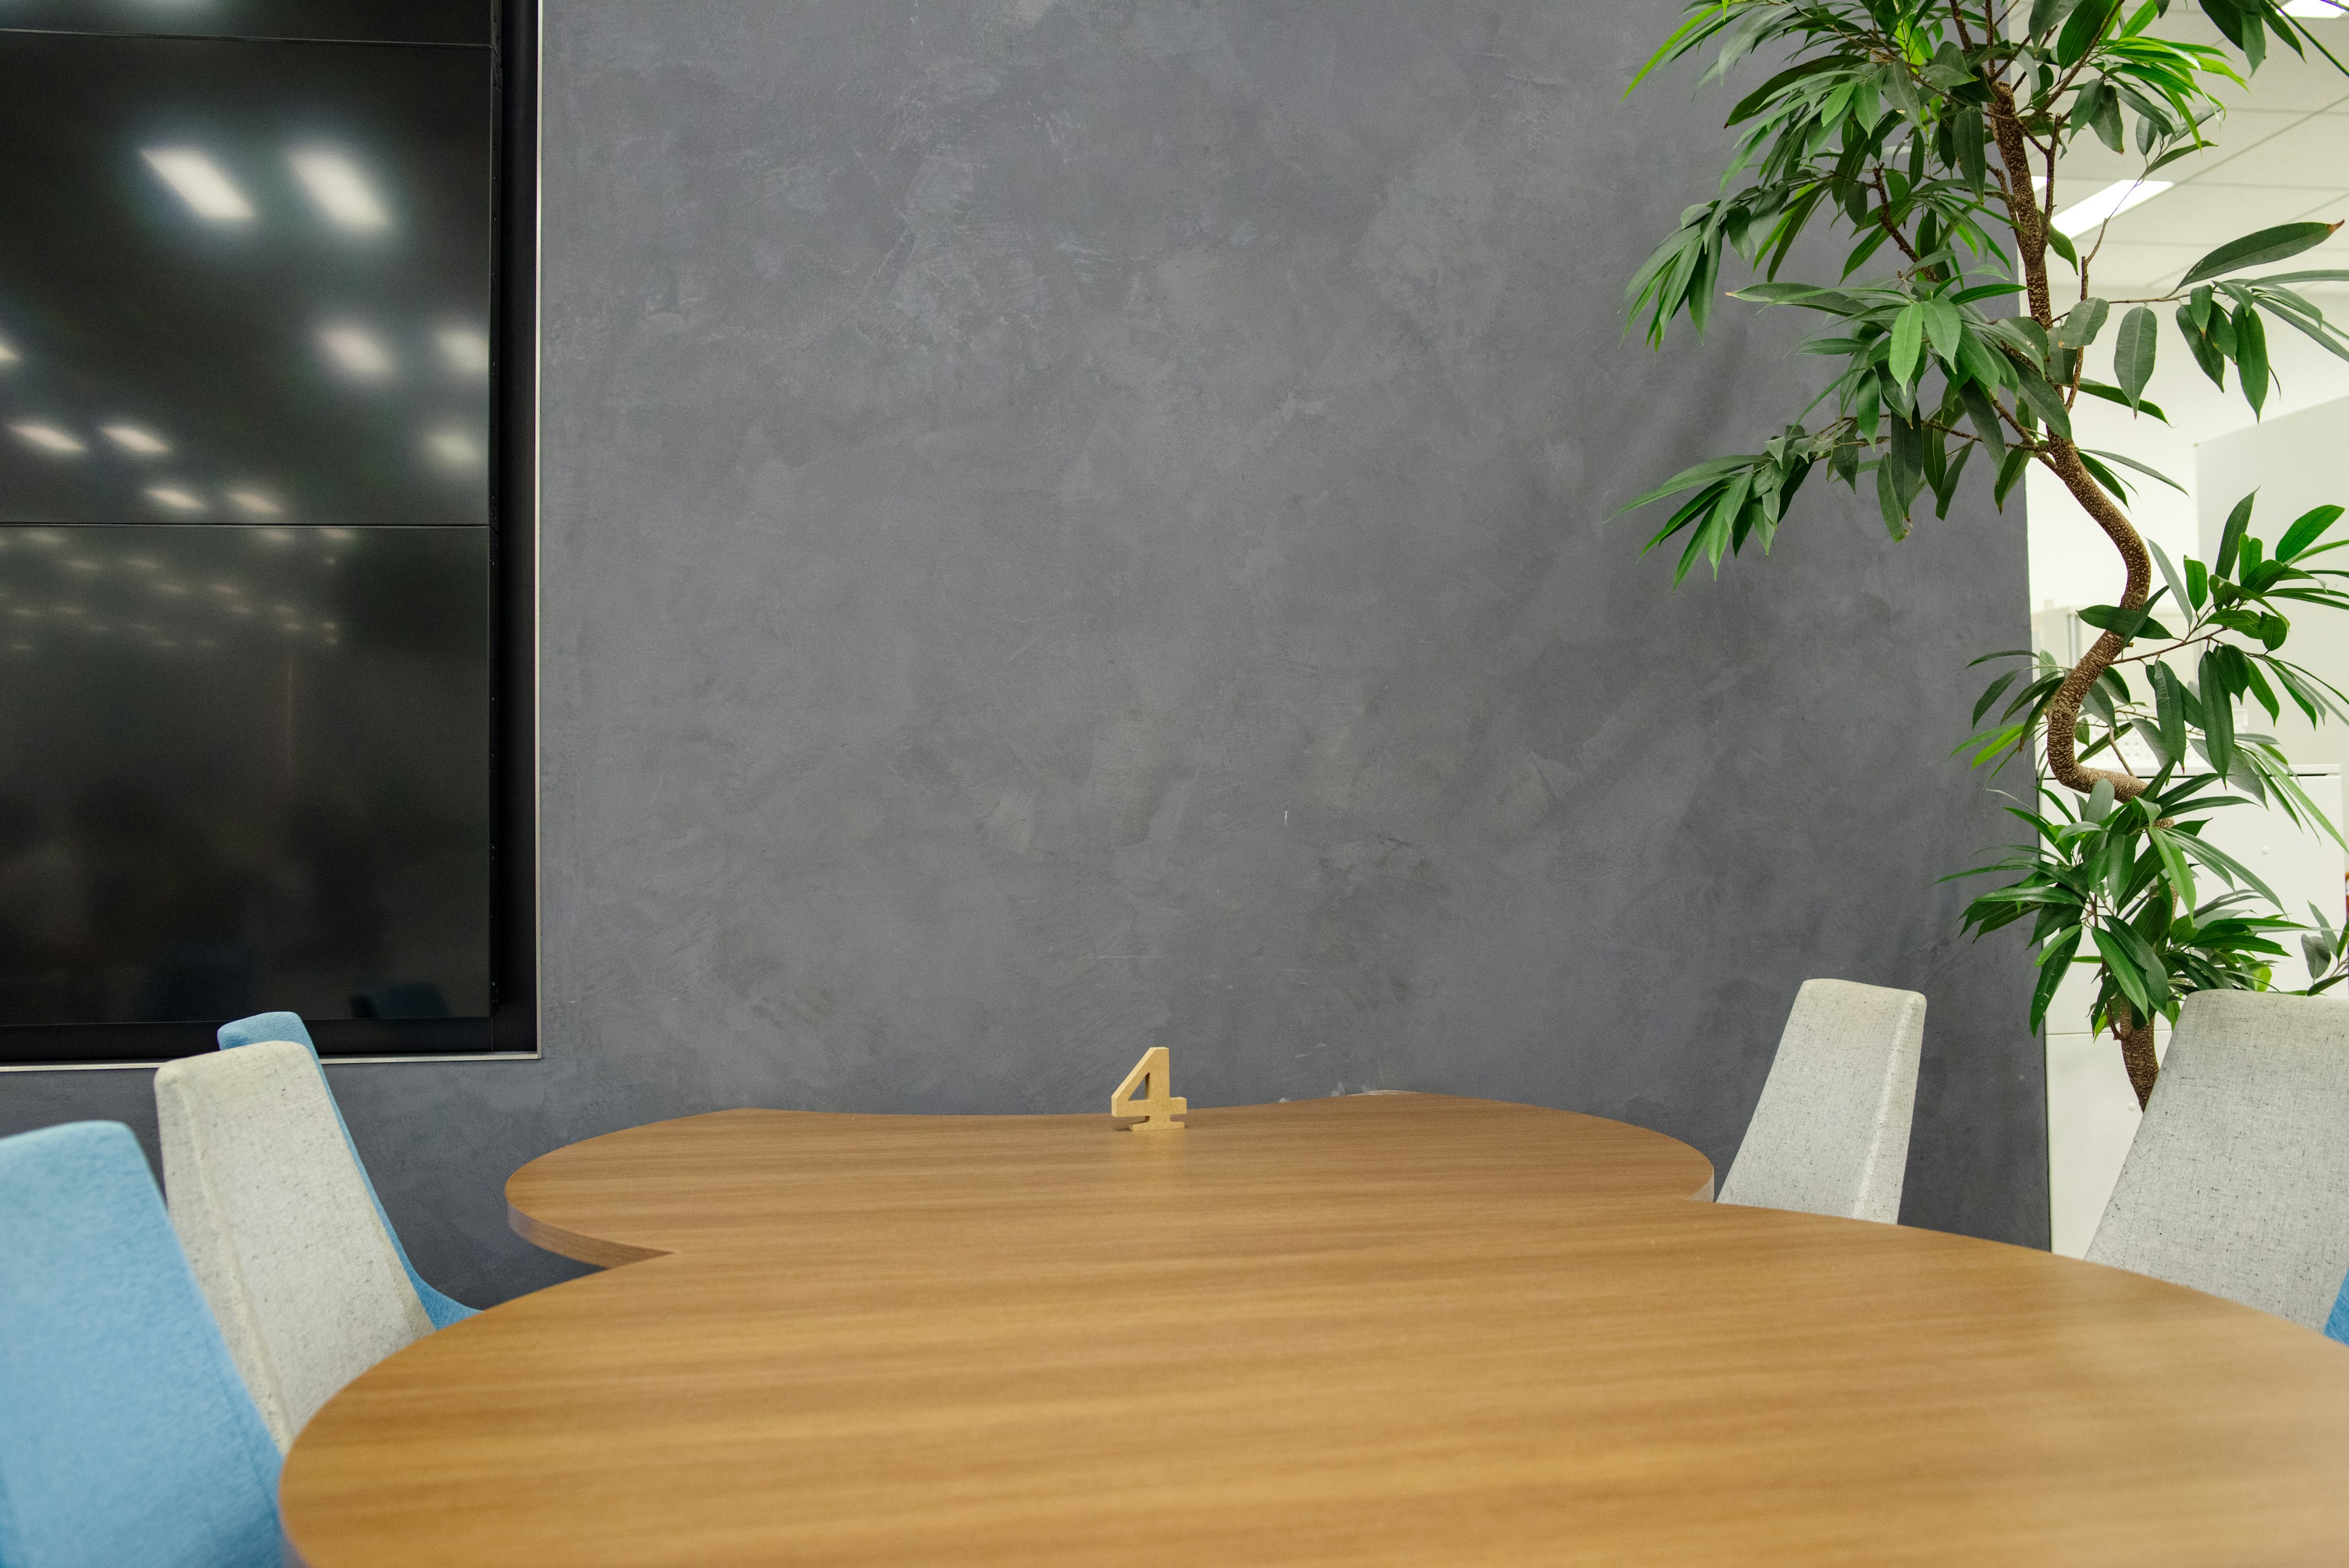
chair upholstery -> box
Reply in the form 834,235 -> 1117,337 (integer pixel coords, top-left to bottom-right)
2088,990 -> 2349,1329
156,1038 -> 435,1449
218,1009 -> 477,1328
1716,978 -> 1925,1224
2326,1267 -> 2349,1347
0,1121 -> 281,1568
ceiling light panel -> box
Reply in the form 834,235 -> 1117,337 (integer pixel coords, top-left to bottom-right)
10,422 -> 85,455
436,326 -> 490,374
141,147 -> 254,222
317,324 -> 395,379
2054,179 -> 2173,236
288,149 -> 390,231
100,423 -> 171,456
144,485 -> 207,513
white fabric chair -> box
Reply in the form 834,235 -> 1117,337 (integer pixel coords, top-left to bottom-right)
2087,990 -> 2349,1328
155,1038 -> 433,1449
1716,978 -> 1925,1224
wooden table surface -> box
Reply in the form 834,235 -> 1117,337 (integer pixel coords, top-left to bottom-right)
280,1094 -> 2349,1567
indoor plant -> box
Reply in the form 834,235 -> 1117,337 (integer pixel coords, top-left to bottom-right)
1624,0 -> 2349,1105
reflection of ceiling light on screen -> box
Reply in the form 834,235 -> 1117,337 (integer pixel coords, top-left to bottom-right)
436,327 -> 490,374
141,148 -> 254,221
288,149 -> 390,231
318,325 -> 395,379
226,488 -> 283,517
100,423 -> 170,456
0,335 -> 18,365
10,422 -> 84,455
425,428 -> 480,468
144,485 -> 206,513
2054,179 -> 2173,236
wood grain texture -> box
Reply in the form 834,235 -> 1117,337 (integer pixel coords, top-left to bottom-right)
282,1095 -> 2349,1567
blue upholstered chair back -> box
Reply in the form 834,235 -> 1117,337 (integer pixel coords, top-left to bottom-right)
0,1121 -> 282,1568
2327,1268 -> 2349,1347
216,1011 -> 477,1328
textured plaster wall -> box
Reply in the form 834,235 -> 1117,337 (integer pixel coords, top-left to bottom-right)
0,0 -> 2044,1304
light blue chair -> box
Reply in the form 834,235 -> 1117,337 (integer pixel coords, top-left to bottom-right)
217,1010 -> 477,1328
0,1121 -> 282,1568
2327,1268 -> 2349,1347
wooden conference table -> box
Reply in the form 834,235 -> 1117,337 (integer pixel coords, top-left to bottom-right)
281,1094 -> 2349,1566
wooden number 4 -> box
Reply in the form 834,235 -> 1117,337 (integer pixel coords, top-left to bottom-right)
1110,1046 -> 1187,1132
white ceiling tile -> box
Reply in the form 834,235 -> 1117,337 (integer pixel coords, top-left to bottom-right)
2194,113 -> 2349,186
2211,26 -> 2349,114
2099,182 -> 2342,245
2055,111 -> 2306,186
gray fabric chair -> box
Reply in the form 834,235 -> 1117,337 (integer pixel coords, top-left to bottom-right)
155,1038 -> 434,1449
2087,990 -> 2349,1329
1716,978 -> 1925,1224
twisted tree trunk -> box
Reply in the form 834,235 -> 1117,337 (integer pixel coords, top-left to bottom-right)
2112,1001 -> 2159,1111
1989,89 -> 2165,1098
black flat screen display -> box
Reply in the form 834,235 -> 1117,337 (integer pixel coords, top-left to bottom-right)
0,7 -> 517,1057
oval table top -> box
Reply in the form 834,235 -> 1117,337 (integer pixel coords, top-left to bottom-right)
281,1094 -> 2349,1567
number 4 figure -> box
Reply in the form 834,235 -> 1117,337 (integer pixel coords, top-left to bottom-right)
1110,1046 -> 1187,1132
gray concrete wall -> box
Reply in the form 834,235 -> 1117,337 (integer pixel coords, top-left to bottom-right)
0,0 -> 2044,1304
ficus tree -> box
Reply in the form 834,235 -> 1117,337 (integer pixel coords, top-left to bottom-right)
1624,0 -> 2349,1107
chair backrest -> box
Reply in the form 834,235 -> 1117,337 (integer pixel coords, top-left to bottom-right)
216,1010 -> 476,1329
1716,978 -> 1926,1224
0,1122 -> 281,1568
2087,990 -> 2349,1329
156,1038 -> 435,1449
2326,1266 -> 2349,1347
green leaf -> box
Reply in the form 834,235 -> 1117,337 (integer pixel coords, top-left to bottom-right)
2047,226 -> 2081,270
2084,448 -> 2189,494
2277,504 -> 2346,563
2151,661 -> 2191,765
2114,306 -> 2159,409
2235,303 -> 2270,417
2217,492 -> 2256,576
1890,302 -> 1927,385
2148,540 -> 2193,619
2178,828 -> 2284,905
2014,371 -> 2074,439
2030,931 -> 2084,1035
1994,446 -> 2032,510
2091,923 -> 2157,1017
2076,381 -> 2169,422
2179,221 -> 2343,287
1958,382 -> 2008,464
2055,298 -> 2110,350
1923,298 -> 1963,367
2034,0 -> 2090,34
2058,0 -> 2125,66
2200,649 -> 2238,778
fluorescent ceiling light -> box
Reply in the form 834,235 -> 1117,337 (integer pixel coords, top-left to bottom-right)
225,488 -> 283,517
288,149 -> 389,231
317,325 -> 394,379
144,485 -> 207,513
436,326 -> 490,375
141,148 -> 254,222
2054,179 -> 2173,236
2283,1 -> 2342,16
10,421 -> 84,455
425,428 -> 480,467
100,422 -> 170,456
